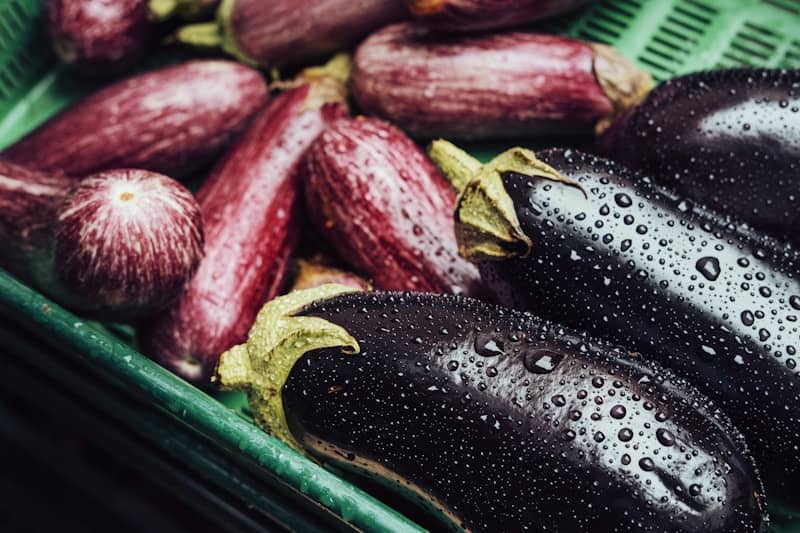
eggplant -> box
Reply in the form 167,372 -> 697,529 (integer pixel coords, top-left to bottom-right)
300,116 -> 482,296
406,0 -> 592,32
47,0 -> 159,75
216,285 -> 767,532
603,68 -> 800,244
436,142 -> 800,506
177,0 -> 408,70
2,60 -> 268,179
0,160 -> 204,320
351,24 -> 652,140
140,56 -> 349,383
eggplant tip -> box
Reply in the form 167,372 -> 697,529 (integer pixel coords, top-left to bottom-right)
591,43 -> 654,135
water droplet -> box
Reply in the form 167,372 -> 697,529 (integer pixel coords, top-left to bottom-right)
618,428 -> 633,442
564,429 -> 576,441
614,193 -> 632,208
592,376 -> 605,388
621,454 -> 632,465
523,349 -> 563,374
552,394 -> 566,407
591,412 -> 601,421
623,214 -> 635,225
577,389 -> 588,400
620,239 -> 632,252
599,204 -> 610,216
569,410 -> 582,421
656,428 -> 675,447
486,366 -> 498,377
412,224 -> 423,236
447,360 -> 459,371
636,225 -> 648,235
790,295 -> 800,310
594,431 -> 606,443
759,286 -> 772,298
741,311 -> 755,326
759,329 -> 771,342
610,405 -> 627,419
737,257 -> 750,268
689,484 -> 702,497
655,411 -> 669,422
695,256 -> 720,281
475,333 -> 504,357
639,457 -> 655,471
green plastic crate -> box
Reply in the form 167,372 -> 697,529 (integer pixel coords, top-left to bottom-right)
1,0 -> 799,531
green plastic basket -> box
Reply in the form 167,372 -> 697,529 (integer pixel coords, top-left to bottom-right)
1,0 -> 799,531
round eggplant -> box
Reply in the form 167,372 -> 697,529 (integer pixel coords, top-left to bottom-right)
216,285 -> 767,532
603,68 -> 800,244
440,143 -> 800,506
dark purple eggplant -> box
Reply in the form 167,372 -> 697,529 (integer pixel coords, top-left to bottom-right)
47,0 -> 158,75
2,60 -> 268,179
140,57 -> 349,383
406,0 -> 592,32
437,142 -> 800,506
351,24 -> 652,139
0,160 -> 204,320
216,285 -> 767,532
177,0 -> 408,70
603,68 -> 800,245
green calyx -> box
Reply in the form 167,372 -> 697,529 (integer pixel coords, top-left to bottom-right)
176,0 -> 260,67
431,140 -> 573,262
149,0 -> 217,21
215,284 -> 361,454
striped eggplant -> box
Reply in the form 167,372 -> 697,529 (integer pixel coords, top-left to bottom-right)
351,24 -> 652,139
2,60 -> 268,179
140,56 -> 350,383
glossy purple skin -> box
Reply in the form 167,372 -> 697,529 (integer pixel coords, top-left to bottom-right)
301,116 -> 482,296
603,69 -> 800,245
407,0 -> 592,32
228,0 -> 408,68
141,83 -> 348,383
0,163 -> 204,320
47,0 -> 158,75
352,24 -> 617,140
3,61 -> 268,179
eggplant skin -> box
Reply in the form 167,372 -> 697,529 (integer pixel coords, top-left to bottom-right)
281,291 -> 766,532
407,0 -> 591,32
2,61 -> 268,179
604,68 -> 800,244
351,24 -> 652,140
469,148 -> 800,506
224,0 -> 408,69
47,0 -> 157,75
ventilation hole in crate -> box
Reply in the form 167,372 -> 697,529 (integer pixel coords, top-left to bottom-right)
636,0 -> 716,81
780,40 -> 800,67
574,0 -> 640,45
762,0 -> 800,15
720,22 -> 782,67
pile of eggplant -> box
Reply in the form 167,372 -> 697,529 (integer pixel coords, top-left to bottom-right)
2,0 -> 799,530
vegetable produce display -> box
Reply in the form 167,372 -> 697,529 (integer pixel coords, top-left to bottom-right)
47,0 -> 159,74
3,0 -> 800,530
217,285 -> 767,532
603,68 -> 800,245
2,60 -> 268,179
0,161 -> 203,320
140,56 -> 349,383
438,143 -> 800,504
177,0 -> 408,70
301,116 -> 482,295
406,0 -> 592,32
351,24 -> 653,139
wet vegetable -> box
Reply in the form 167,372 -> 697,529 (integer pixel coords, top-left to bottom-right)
406,0 -> 592,32
351,24 -> 652,139
438,142 -> 800,505
177,0 -> 407,70
2,60 -> 268,179
603,69 -> 800,244
141,56 -> 349,383
301,116 -> 482,295
0,160 -> 204,320
47,0 -> 158,75
216,285 -> 767,532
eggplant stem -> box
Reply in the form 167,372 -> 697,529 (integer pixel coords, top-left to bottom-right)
215,284 -> 361,454
428,139 -> 482,194
591,43 -> 654,135
148,0 -> 178,21
175,22 -> 223,50
455,146 -> 577,261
